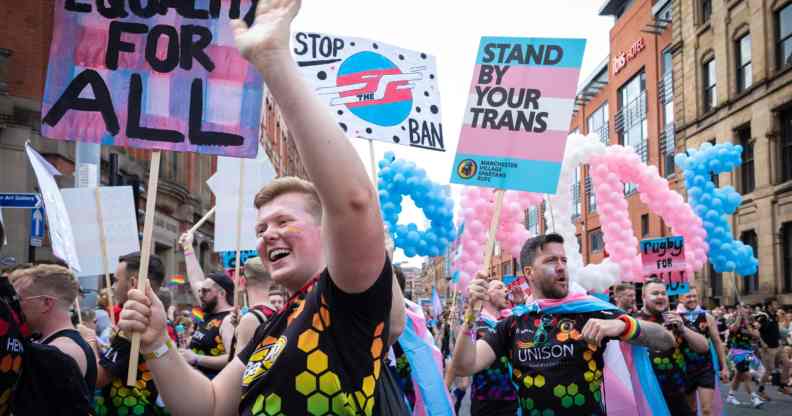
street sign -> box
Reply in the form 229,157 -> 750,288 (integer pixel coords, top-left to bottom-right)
0,193 -> 42,209
30,207 -> 45,247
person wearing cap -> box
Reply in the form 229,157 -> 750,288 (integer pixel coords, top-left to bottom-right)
180,272 -> 235,379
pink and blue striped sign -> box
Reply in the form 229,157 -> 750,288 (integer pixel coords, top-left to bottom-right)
40,0 -> 263,158
450,37 -> 585,193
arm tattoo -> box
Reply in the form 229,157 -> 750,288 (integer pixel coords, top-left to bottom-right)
628,320 -> 675,351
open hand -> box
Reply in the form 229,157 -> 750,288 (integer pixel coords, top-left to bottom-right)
230,0 -> 301,67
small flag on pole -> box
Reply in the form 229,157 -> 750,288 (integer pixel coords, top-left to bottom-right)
170,275 -> 186,285
431,287 -> 443,319
192,306 -> 204,322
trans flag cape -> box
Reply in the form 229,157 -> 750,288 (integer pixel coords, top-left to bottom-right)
523,293 -> 671,416
397,299 -> 455,416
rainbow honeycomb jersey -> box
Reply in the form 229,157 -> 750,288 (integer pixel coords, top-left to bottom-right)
96,333 -> 170,416
238,259 -> 392,416
471,312 -> 518,416
680,310 -> 712,376
189,310 -> 231,377
484,309 -> 625,416
634,310 -> 688,398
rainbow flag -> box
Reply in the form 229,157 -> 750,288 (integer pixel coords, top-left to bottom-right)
192,307 -> 204,322
169,275 -> 186,285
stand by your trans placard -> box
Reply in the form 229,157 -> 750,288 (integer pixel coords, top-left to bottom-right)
450,37 -> 585,193
640,236 -> 689,295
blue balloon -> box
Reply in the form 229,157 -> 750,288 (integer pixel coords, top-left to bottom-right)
678,142 -> 756,275
376,152 -> 456,258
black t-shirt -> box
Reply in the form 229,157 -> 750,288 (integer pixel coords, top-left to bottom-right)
728,318 -> 757,351
238,259 -> 393,415
0,278 -> 25,416
189,310 -> 231,376
484,309 -> 624,416
471,313 -> 518,416
757,312 -> 781,348
96,333 -> 170,416
680,310 -> 712,376
635,311 -> 688,398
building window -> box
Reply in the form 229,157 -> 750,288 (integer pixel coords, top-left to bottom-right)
736,33 -> 752,93
701,0 -> 712,24
617,71 -> 648,194
661,49 -> 675,177
576,235 -> 582,254
740,230 -> 759,294
586,175 -> 596,213
702,58 -> 716,113
778,4 -> 792,70
782,108 -> 792,182
570,128 -> 580,136
783,222 -> 792,292
708,139 -> 720,186
587,103 -> 609,145
527,207 -> 539,235
641,214 -> 650,237
590,229 -> 604,252
737,125 -> 754,194
571,168 -> 581,220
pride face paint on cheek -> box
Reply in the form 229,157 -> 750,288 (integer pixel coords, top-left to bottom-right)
283,225 -> 303,236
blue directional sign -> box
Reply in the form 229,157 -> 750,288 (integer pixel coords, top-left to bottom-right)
30,207 -> 45,247
0,193 -> 42,209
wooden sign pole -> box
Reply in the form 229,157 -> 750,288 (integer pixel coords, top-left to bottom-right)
127,150 -> 161,386
188,206 -> 216,235
94,188 -> 116,324
232,160 -> 245,323
465,189 -> 505,324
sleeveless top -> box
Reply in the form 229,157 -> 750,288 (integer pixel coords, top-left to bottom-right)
42,328 -> 97,393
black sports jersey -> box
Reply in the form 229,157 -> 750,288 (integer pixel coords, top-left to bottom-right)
484,309 -> 625,416
96,334 -> 169,416
189,310 -> 231,377
238,259 -> 392,415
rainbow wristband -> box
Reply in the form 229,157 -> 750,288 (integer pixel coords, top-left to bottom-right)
618,315 -> 640,341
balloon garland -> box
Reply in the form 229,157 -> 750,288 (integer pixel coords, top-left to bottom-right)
378,152 -> 456,258
588,145 -> 708,282
675,142 -> 758,275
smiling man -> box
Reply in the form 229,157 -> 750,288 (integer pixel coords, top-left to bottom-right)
116,1 -> 405,415
453,233 -> 675,416
180,273 -> 234,379
635,279 -> 709,416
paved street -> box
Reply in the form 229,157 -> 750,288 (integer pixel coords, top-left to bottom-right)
722,387 -> 792,415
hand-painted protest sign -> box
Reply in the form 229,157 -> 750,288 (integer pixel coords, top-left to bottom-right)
62,186 -> 140,277
26,143 -> 81,271
292,32 -> 444,151
40,1 -> 263,158
207,147 -> 276,252
640,236 -> 689,295
450,37 -> 585,193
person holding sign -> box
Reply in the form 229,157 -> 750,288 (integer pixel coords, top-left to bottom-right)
452,233 -> 676,416
180,272 -> 235,379
178,231 -> 207,302
95,252 -> 169,416
117,1 -> 405,415
635,279 -> 709,416
463,279 -> 517,416
676,286 -> 729,416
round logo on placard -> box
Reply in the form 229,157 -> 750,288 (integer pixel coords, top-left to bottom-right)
336,51 -> 413,127
457,159 -> 478,179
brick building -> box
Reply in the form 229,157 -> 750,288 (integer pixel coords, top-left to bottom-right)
672,0 -> 792,305
0,1 -> 219,296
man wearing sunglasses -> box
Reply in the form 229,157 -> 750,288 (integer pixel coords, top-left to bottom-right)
9,264 -> 97,398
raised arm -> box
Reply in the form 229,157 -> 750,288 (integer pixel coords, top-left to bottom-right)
450,277 -> 497,376
231,0 -> 385,294
179,232 -> 206,301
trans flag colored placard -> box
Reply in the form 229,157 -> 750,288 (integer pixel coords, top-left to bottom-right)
40,0 -> 264,158
640,236 -> 689,295
450,37 -> 585,193
292,32 -> 444,152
